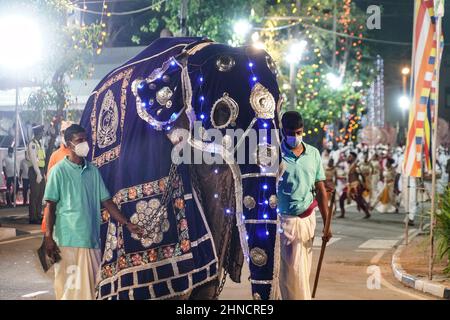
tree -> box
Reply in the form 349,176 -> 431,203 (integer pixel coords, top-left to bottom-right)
259,0 -> 376,146
1,0 -> 106,165
130,0 -> 376,147
131,0 -> 267,44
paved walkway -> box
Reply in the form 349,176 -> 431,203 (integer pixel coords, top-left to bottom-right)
0,205 -> 440,300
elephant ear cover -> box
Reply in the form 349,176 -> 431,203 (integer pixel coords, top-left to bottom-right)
133,58 -> 185,130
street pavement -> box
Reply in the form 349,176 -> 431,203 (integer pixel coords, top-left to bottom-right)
0,204 -> 439,300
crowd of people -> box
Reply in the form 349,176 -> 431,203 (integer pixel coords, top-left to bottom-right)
2,120 -> 143,299
0,121 -> 73,224
321,141 -> 450,225
1,110 -> 448,300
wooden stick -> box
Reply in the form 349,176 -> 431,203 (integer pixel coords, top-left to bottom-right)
312,190 -> 335,298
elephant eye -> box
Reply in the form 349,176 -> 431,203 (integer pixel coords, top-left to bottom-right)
211,93 -> 239,129
213,102 -> 231,125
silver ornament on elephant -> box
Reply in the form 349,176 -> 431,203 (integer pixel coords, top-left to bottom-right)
210,92 -> 239,129
269,195 -> 278,209
250,83 -> 275,119
250,247 -> 268,267
131,78 -> 144,96
156,86 -> 173,106
243,196 -> 256,210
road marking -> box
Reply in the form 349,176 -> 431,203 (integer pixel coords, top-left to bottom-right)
29,230 -> 43,234
366,242 -> 429,300
313,237 -> 341,247
397,228 -> 418,239
22,291 -> 49,298
370,250 -> 386,264
359,239 -> 399,249
0,235 -> 41,245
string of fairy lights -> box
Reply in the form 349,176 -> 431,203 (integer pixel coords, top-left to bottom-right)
257,0 -> 367,144
65,0 -> 368,144
303,0 -> 365,144
135,54 -> 277,239
65,0 -> 110,57
61,0 -> 109,119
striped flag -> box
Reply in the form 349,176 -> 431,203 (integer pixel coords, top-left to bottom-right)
424,31 -> 444,171
403,0 -> 444,177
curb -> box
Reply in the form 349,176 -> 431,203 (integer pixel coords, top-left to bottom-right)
0,225 -> 42,243
0,231 -> 42,245
0,215 -> 42,241
392,241 -> 450,300
0,227 -> 17,241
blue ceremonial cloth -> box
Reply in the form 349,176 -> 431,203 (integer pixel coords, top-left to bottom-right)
80,38 -> 218,300
81,36 -> 282,300
176,41 -> 282,300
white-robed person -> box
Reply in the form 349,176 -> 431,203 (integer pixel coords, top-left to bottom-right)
43,124 -> 144,299
277,111 -> 332,300
370,153 -> 382,204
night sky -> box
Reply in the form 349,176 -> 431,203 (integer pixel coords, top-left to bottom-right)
30,1 -> 450,125
354,0 -> 450,125
96,0 -> 450,126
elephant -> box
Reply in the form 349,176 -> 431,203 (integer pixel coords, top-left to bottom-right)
80,37 -> 283,300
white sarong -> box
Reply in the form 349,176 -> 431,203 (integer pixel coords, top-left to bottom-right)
54,247 -> 101,300
279,211 -> 316,300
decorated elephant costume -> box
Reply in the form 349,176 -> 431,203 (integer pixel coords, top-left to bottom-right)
80,37 -> 283,299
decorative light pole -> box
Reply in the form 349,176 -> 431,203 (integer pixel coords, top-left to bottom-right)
401,66 -> 411,125
285,40 -> 307,109
0,14 -> 43,207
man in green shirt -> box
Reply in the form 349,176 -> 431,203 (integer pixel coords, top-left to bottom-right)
277,111 -> 332,300
44,124 -> 143,300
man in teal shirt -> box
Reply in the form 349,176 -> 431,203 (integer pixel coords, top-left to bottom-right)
44,124 -> 143,300
277,111 -> 332,300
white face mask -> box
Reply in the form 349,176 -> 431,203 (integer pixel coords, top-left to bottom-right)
286,135 -> 302,148
71,141 -> 90,157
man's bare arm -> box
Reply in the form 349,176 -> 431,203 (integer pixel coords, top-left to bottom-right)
102,199 -> 144,236
44,201 -> 59,260
44,201 -> 56,238
315,181 -> 332,242
101,199 -> 128,225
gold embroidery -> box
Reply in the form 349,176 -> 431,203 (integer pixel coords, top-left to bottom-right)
90,68 -> 134,167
